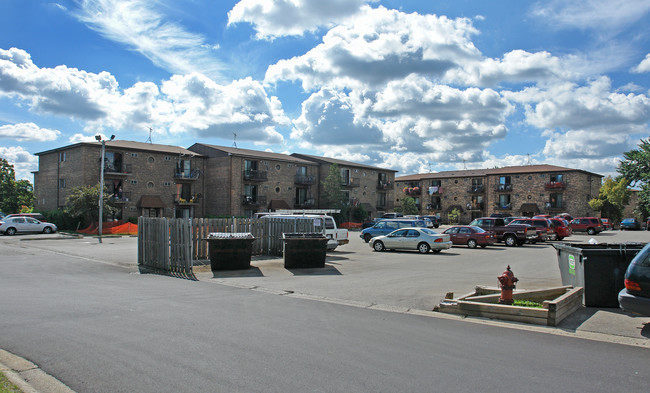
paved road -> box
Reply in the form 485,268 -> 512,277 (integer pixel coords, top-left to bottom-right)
0,230 -> 649,392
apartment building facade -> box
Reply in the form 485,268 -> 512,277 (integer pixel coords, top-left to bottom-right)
291,154 -> 398,217
34,141 -> 206,220
395,164 -> 602,223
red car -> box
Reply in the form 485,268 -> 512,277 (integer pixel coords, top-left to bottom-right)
442,225 -> 497,248
600,218 -> 613,230
569,217 -> 603,235
549,218 -> 572,241
508,218 -> 554,242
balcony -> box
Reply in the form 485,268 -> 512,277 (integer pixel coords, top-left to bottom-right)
545,181 -> 567,191
104,164 -> 131,177
242,195 -> 267,207
426,203 -> 442,210
341,177 -> 361,188
545,201 -> 566,211
427,186 -> 443,195
377,180 -> 394,190
468,185 -> 485,194
494,184 -> 513,192
294,199 -> 316,209
494,203 -> 512,210
174,168 -> 200,181
376,201 -> 395,211
466,202 -> 484,211
244,170 -> 267,182
109,192 -> 131,203
295,174 -> 316,185
174,194 -> 200,205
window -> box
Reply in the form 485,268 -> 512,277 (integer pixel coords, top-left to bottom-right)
131,153 -> 138,157
104,152 -> 123,172
148,157 -> 154,163
498,194 -> 511,208
58,179 -> 66,188
341,168 -> 350,185
499,176 -> 511,185
59,152 -> 66,162
147,181 -> 154,188
164,156 -> 171,161
163,182 -> 171,186
131,180 -> 137,185
549,193 -> 563,208
550,174 -> 564,182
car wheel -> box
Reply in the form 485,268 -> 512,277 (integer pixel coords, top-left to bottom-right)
373,241 -> 385,252
418,242 -> 430,254
6,227 -> 16,236
43,227 -> 53,234
434,224 -> 439,228
556,236 -> 563,241
587,228 -> 596,235
467,239 -> 477,249
504,235 -> 517,247
363,233 -> 372,243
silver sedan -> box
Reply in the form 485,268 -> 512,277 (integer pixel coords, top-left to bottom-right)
369,227 -> 452,254
0,217 -> 57,235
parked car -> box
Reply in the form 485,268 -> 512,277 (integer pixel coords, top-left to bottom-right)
618,243 -> 650,317
469,217 -> 537,247
369,227 -> 452,254
620,218 -> 642,230
600,218 -> 613,231
4,212 -> 47,222
0,216 -> 57,235
549,218 -> 572,241
508,218 -> 554,242
360,218 -> 427,243
503,216 -> 523,225
555,213 -> 574,222
532,214 -> 552,219
442,225 -> 496,248
381,213 -> 403,219
422,215 -> 440,228
569,217 -> 603,235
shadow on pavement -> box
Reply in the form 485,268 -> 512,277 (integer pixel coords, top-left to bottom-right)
212,266 -> 264,278
288,265 -> 342,276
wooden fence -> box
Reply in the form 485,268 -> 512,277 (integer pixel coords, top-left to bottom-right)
138,217 -> 322,278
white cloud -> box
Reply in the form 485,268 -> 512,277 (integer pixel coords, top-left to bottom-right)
74,0 -> 226,80
0,122 -> 60,141
632,54 -> 650,73
0,146 -> 38,181
265,6 -> 480,90
228,0 -> 372,39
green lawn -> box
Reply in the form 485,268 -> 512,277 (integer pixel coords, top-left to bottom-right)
0,372 -> 22,393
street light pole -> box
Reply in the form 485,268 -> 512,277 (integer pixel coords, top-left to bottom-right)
96,135 -> 115,244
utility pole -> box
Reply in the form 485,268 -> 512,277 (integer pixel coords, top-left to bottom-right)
96,135 -> 115,243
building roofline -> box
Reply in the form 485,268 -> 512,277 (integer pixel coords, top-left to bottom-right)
395,164 -> 602,181
35,140 -> 204,157
189,143 -> 317,165
290,153 -> 398,172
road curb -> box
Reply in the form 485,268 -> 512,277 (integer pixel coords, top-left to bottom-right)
0,349 -> 74,393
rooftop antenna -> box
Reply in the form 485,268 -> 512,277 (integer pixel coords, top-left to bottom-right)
428,162 -> 433,173
463,159 -> 467,170
526,153 -> 531,165
232,132 -> 237,148
146,127 -> 153,144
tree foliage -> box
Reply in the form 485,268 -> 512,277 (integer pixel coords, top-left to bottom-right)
617,137 -> 650,218
448,208 -> 461,224
0,157 -> 34,214
65,183 -> 117,223
588,176 -> 630,223
321,163 -> 346,209
399,196 -> 419,215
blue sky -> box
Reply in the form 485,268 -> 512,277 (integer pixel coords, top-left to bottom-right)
1,0 -> 649,181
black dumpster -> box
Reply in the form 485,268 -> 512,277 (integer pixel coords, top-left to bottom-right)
206,233 -> 256,271
553,242 -> 646,307
282,233 -> 328,269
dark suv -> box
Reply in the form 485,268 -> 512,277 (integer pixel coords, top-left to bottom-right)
569,217 -> 603,235
618,243 -> 650,316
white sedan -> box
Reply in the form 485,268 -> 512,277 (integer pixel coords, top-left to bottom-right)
0,216 -> 57,235
369,227 -> 452,254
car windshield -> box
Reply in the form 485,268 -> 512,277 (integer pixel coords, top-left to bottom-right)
421,228 -> 438,235
472,227 -> 486,233
622,219 -> 634,223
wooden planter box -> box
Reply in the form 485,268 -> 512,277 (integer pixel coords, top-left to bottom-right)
435,285 -> 583,326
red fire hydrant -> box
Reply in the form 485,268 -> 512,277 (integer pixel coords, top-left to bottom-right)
498,265 -> 518,305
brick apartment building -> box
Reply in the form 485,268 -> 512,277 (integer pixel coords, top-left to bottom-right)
34,140 -> 397,219
34,141 -> 206,220
291,154 -> 398,217
395,164 -> 603,224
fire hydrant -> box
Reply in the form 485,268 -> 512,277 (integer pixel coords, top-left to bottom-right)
498,265 -> 518,305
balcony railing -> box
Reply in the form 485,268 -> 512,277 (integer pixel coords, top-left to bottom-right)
427,186 -> 443,195
546,201 -> 566,211
494,184 -> 513,192
403,186 -> 422,195
174,168 -> 200,180
244,170 -> 267,182
242,195 -> 267,206
468,185 -> 485,194
466,202 -> 484,211
109,192 -> 131,203
426,203 -> 442,210
294,199 -> 316,209
545,181 -> 567,191
174,194 -> 200,205
341,177 -> 361,187
377,180 -> 394,190
104,164 -> 131,176
494,203 -> 512,210
295,174 -> 316,185
377,201 -> 395,210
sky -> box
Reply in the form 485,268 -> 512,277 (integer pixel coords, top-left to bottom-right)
1,0 -> 650,181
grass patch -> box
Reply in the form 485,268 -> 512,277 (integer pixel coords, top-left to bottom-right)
0,372 -> 22,393
512,299 -> 545,308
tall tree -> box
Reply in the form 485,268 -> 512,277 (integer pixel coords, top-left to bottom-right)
588,176 -> 630,224
618,138 -> 650,218
65,184 -> 117,223
398,196 -> 419,215
321,163 -> 346,209
0,157 -> 34,213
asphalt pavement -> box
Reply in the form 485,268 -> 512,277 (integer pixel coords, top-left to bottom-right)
1,228 -> 648,391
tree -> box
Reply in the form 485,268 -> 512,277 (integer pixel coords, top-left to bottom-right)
321,163 -> 346,209
448,208 -> 461,224
398,196 -> 419,215
65,184 -> 117,224
352,204 -> 369,222
618,138 -> 650,218
0,157 -> 34,214
588,176 -> 630,224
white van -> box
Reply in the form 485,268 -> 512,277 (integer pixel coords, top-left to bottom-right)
259,213 -> 348,250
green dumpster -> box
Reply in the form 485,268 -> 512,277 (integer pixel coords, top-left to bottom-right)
282,233 -> 328,269
207,233 -> 256,271
553,242 -> 646,307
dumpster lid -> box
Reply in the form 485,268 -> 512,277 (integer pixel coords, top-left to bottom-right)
208,232 -> 255,239
282,232 -> 327,239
